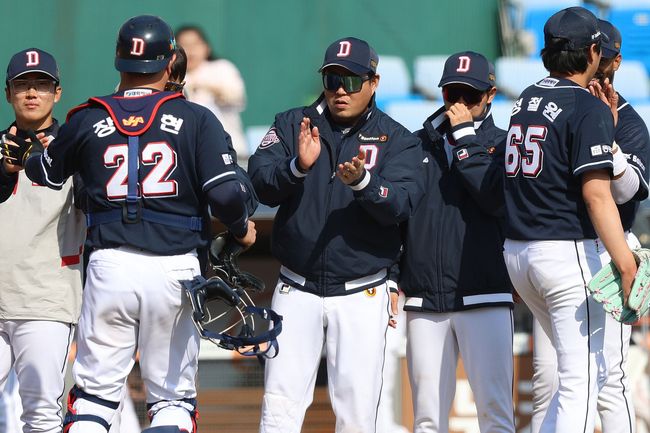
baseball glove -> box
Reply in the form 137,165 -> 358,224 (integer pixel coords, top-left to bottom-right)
0,130 -> 44,167
208,231 -> 265,293
588,248 -> 650,324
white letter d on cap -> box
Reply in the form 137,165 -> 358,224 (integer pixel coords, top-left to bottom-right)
337,41 -> 351,57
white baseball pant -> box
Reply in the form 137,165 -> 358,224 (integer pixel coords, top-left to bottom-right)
0,319 -> 74,433
406,307 -> 515,433
504,238 -> 608,433
530,232 -> 640,433
69,247 -> 200,433
260,280 -> 390,433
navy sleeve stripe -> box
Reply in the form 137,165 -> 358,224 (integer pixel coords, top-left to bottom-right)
202,171 -> 236,190
572,160 -> 613,175
41,156 -> 65,188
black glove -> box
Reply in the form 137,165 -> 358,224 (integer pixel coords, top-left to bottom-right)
208,231 -> 265,293
0,130 -> 44,167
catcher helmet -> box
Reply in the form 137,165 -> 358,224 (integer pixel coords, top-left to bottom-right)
182,275 -> 282,359
115,15 -> 176,73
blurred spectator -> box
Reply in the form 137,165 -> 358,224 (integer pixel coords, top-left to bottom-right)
176,25 -> 248,166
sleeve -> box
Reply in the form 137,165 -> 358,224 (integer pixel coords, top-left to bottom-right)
571,102 -> 615,177
451,122 -> 506,216
247,120 -> 308,207
196,109 -> 240,192
24,116 -> 83,190
614,107 -> 650,201
0,161 -> 17,203
351,131 -> 425,226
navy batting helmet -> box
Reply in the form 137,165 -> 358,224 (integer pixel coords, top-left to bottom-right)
115,15 -> 176,73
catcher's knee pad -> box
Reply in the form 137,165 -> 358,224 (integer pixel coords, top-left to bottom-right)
147,398 -> 198,433
63,385 -> 120,433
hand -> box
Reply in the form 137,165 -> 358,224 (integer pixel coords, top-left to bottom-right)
298,117 -> 320,171
445,102 -> 473,128
618,252 -> 638,306
513,289 -> 522,304
336,149 -> 366,185
234,220 -> 256,250
1,126 -> 24,172
589,78 -> 619,126
388,291 -> 399,328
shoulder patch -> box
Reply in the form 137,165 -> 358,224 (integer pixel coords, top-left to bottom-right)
259,127 -> 280,149
539,77 -> 560,87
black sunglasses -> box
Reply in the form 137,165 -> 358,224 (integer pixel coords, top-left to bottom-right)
322,73 -> 371,94
442,85 -> 486,105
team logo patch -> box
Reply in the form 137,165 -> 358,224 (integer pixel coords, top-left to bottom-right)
259,127 -> 280,148
122,116 -> 144,127
379,185 -> 388,198
423,157 -> 429,163
365,287 -> 377,297
487,146 -> 496,154
221,153 -> 234,165
591,145 -> 603,156
279,284 -> 291,294
539,77 -> 560,87
457,149 -> 469,160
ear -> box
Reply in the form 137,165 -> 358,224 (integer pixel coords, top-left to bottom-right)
486,87 -> 497,104
165,53 -> 177,77
613,53 -> 622,72
53,85 -> 62,103
370,73 -> 380,93
589,43 -> 600,63
5,87 -> 10,103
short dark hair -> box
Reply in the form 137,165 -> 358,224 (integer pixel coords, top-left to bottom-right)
541,38 -> 601,75
170,46 -> 187,83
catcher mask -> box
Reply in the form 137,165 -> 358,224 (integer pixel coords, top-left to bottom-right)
182,275 -> 282,359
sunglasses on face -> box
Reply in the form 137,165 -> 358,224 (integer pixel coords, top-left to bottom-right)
322,73 -> 370,94
10,79 -> 57,95
442,85 -> 486,105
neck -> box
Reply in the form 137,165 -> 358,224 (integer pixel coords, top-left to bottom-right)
15,116 -> 53,132
551,70 -> 593,88
118,71 -> 167,92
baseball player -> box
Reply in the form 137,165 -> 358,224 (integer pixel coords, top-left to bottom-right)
399,51 -> 515,433
248,37 -> 423,433
21,15 -> 256,433
0,48 -> 86,433
502,7 -> 638,433
530,19 -> 650,433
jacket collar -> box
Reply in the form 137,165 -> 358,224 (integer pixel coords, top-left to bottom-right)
422,104 -> 495,142
304,93 -> 377,138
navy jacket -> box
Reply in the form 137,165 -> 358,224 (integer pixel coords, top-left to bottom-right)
248,95 -> 424,296
399,106 -> 513,312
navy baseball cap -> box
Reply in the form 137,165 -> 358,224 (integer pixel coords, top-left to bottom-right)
6,48 -> 59,83
319,37 -> 378,76
438,51 -> 496,91
598,19 -> 622,59
544,7 -> 608,51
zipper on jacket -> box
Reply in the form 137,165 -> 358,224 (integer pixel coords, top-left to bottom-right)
434,147 -> 447,312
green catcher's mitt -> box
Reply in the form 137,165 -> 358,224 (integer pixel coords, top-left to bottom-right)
588,248 -> 650,324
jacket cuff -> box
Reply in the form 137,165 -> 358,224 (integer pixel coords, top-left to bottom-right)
349,169 -> 371,191
289,158 -> 309,178
450,121 -> 476,146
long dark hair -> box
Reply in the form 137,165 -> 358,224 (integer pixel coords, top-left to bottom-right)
176,25 -> 218,60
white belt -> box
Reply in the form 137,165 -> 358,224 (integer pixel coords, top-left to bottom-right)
280,266 -> 387,291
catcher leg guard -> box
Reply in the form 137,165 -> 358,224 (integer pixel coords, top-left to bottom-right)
63,385 -> 120,433
147,398 -> 198,433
